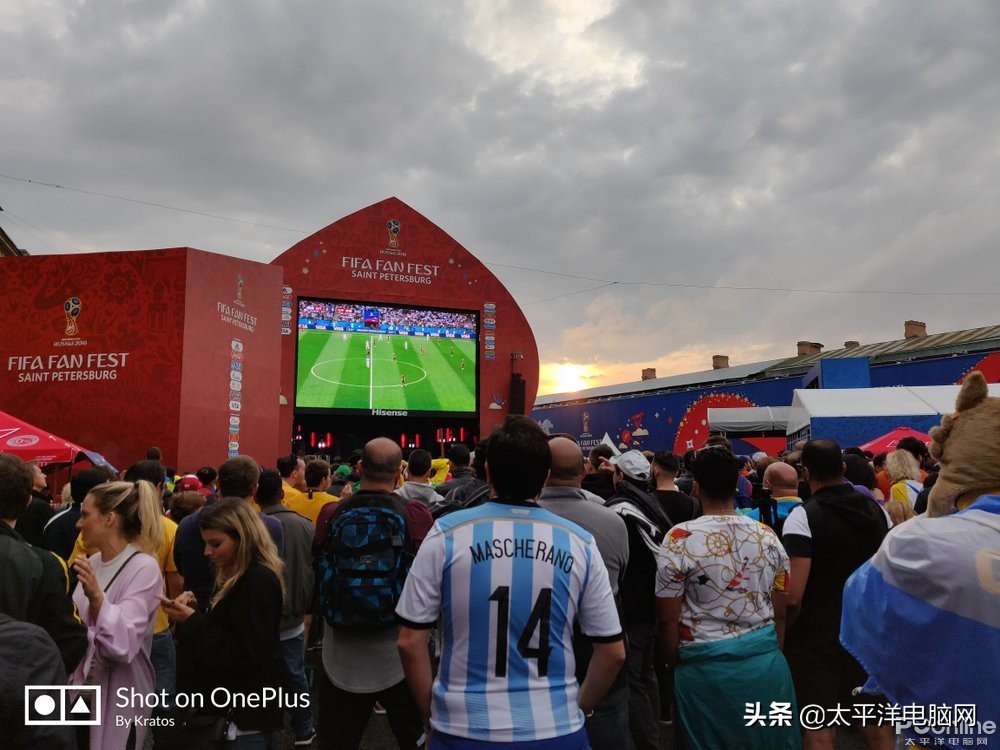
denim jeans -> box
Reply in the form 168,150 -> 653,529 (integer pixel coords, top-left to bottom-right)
150,630 -> 177,707
280,632 -> 315,740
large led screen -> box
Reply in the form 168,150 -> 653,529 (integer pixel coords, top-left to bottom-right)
295,299 -> 478,415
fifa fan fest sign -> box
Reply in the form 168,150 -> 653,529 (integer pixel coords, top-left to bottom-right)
0,249 -> 283,471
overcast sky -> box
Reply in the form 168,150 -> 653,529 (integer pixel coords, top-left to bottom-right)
3,0 -> 999,396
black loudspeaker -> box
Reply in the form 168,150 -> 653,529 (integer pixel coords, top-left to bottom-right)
509,373 -> 526,415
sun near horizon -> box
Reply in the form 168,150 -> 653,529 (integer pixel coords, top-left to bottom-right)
538,362 -> 603,396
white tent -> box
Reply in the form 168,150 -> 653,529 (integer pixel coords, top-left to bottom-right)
707,406 -> 792,433
785,383 -> 1000,440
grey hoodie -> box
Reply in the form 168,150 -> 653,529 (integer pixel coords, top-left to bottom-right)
395,481 -> 445,507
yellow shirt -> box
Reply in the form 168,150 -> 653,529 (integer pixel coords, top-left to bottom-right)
69,516 -> 179,634
285,489 -> 338,524
281,482 -> 306,508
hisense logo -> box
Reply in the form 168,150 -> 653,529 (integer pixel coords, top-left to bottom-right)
372,409 -> 408,416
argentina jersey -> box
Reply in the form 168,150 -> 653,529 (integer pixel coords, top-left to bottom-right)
396,500 -> 622,742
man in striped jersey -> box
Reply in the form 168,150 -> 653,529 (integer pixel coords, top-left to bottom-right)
397,416 -> 626,750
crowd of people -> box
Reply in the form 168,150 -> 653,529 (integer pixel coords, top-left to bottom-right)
0,371 -> 997,749
298,302 -> 477,334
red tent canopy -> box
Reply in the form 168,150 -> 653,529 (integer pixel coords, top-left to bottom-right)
0,409 -> 116,472
859,426 -> 931,455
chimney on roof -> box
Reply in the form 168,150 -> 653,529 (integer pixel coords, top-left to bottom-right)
712,355 -> 730,370
844,340 -> 860,349
641,368 -> 657,381
797,340 -> 812,356
904,320 -> 927,339
810,342 -> 823,354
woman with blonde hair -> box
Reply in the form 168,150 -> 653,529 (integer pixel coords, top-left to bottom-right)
886,449 -> 923,511
163,499 -> 287,748
883,498 -> 915,526
70,479 -> 164,749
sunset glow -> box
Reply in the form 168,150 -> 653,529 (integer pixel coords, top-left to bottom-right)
538,363 -> 599,395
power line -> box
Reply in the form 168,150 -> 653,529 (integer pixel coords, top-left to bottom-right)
0,173 -> 310,233
4,172 -> 997,298
487,263 -> 1000,297
0,208 -> 83,253
523,282 -> 619,305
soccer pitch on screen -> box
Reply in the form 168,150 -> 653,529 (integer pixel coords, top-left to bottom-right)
296,331 -> 478,412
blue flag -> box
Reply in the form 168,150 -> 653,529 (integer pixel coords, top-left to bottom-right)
841,495 -> 1000,746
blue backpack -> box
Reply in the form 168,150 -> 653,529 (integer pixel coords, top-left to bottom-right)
318,493 -> 414,630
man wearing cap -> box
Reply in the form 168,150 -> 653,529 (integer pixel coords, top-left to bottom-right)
329,463 -> 353,496
174,474 -> 205,495
604,450 -> 672,750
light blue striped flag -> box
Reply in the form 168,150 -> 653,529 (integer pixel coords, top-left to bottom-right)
841,495 -> 1000,746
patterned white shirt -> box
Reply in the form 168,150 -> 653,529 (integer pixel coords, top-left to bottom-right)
655,514 -> 789,644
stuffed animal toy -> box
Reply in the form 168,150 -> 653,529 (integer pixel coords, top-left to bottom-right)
927,370 -> 1000,516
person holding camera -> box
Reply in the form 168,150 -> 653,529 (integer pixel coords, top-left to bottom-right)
746,462 -> 802,535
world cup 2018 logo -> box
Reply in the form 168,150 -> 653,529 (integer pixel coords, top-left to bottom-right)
64,297 -> 82,336
386,219 -> 400,247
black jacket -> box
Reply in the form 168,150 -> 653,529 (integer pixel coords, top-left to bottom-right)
0,522 -> 87,673
435,467 -> 478,498
606,480 -> 671,626
17,494 -> 53,547
176,562 -> 290,731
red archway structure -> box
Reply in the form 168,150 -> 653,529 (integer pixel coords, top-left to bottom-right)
271,197 -> 539,457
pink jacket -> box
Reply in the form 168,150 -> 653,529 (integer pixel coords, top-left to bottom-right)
69,550 -> 162,749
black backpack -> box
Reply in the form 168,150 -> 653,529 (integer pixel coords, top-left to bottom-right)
317,493 -> 414,630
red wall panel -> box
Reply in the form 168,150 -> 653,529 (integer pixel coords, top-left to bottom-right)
178,251 -> 283,471
0,248 -> 282,474
0,250 -> 187,470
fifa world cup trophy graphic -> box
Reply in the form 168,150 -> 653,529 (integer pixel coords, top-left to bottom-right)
583,412 -> 590,434
64,297 -> 82,336
387,218 -> 400,247
236,275 -> 245,305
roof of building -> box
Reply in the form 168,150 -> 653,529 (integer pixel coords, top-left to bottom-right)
534,359 -> 787,406
534,323 -> 1000,408
762,324 -> 1000,377
786,382 -> 1000,435
0,223 -> 27,257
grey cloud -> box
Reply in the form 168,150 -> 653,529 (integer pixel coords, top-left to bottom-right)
1,0 -> 999,386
